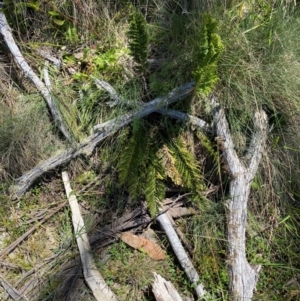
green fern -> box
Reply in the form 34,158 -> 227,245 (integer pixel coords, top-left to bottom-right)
157,144 -> 183,186
118,121 -> 149,198
168,136 -> 205,193
127,8 -> 149,73
196,131 -> 221,175
144,155 -> 165,217
193,14 -> 224,96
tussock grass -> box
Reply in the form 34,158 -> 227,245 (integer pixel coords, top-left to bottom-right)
0,98 -> 63,178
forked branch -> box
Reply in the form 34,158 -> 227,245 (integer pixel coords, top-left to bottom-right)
211,96 -> 268,300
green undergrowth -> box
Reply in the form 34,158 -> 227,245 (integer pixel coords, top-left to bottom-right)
1,0 -> 300,300
100,241 -> 194,301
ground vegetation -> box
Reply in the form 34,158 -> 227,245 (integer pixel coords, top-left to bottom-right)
0,0 -> 300,300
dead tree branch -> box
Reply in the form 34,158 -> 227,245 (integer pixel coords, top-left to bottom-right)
0,8 -> 73,142
10,82 -> 195,199
152,272 -> 184,301
62,171 -> 118,301
92,77 -> 211,133
156,212 -> 206,298
211,96 -> 268,300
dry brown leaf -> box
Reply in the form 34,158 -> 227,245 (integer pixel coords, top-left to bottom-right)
121,232 -> 166,261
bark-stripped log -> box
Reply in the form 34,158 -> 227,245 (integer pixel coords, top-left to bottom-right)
62,171 -> 118,301
156,212 -> 206,298
211,96 -> 268,300
0,7 -> 73,142
10,82 -> 195,199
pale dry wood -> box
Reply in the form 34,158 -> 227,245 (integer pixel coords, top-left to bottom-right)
0,275 -> 25,301
92,77 -> 211,133
0,9 -> 72,142
36,48 -> 61,69
11,82 -> 195,199
166,212 -> 194,255
152,272 -> 184,301
62,171 -> 118,301
211,96 -> 268,301
156,212 -> 206,298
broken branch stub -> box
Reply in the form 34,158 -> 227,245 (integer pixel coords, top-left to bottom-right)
211,96 -> 268,300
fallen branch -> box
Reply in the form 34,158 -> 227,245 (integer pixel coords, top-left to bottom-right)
62,171 -> 118,301
211,96 -> 268,300
92,77 -> 211,133
152,272 -> 184,301
0,7 -> 72,142
0,275 -> 25,301
10,82 -> 195,199
166,212 -> 194,255
156,212 -> 206,298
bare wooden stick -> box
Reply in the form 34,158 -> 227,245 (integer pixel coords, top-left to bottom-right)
211,96 -> 268,300
0,275 -> 25,301
156,212 -> 206,298
152,272 -> 184,301
10,82 -> 195,199
166,212 -> 194,255
0,8 -> 72,142
62,171 -> 118,301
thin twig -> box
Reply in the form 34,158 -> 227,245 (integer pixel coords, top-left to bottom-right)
0,202 -> 67,258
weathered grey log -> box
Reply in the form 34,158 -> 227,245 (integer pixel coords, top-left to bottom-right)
92,77 -> 211,133
10,82 -> 195,199
0,9 -> 73,142
211,96 -> 268,300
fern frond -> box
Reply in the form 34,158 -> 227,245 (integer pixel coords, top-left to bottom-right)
157,144 -> 183,186
168,136 -> 205,193
193,14 -> 224,96
145,156 -> 165,217
127,8 -> 149,73
118,121 -> 149,198
196,131 -> 221,175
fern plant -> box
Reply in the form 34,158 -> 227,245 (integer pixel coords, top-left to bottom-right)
116,13 -> 225,217
193,14 -> 224,96
118,119 -> 150,199
127,7 -> 149,73
117,120 -> 205,216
